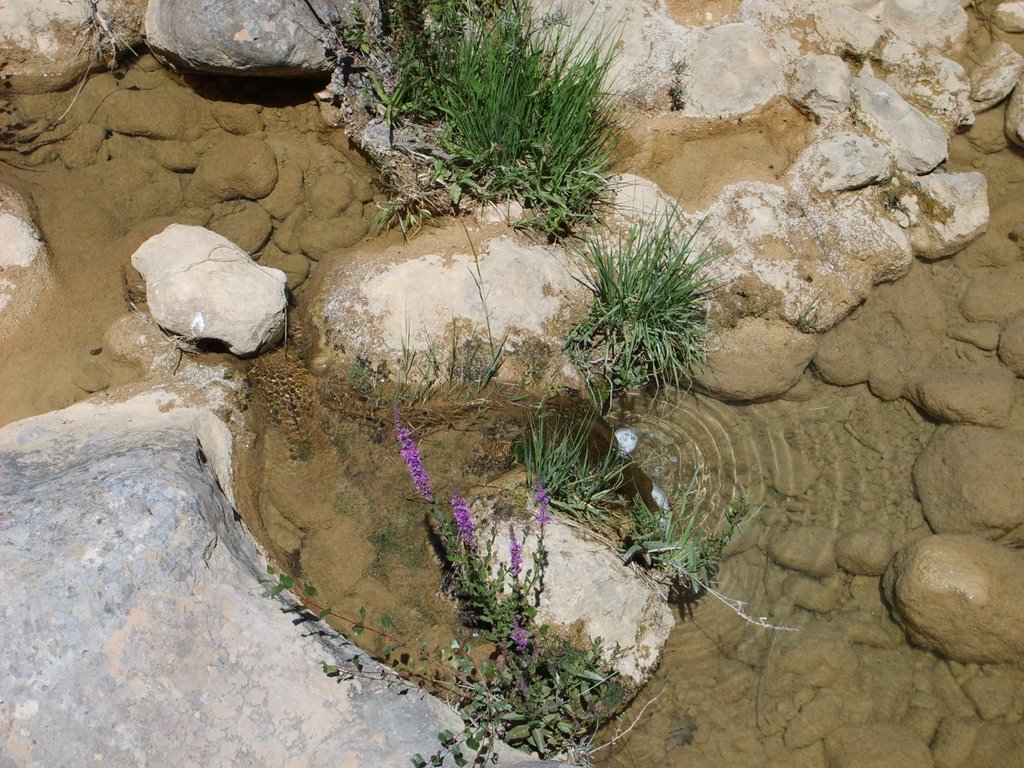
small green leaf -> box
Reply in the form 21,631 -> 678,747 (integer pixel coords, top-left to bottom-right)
380,614 -> 392,630
410,755 -> 426,768
303,585 -> 317,597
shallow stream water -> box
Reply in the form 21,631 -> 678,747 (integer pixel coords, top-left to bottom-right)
2,18 -> 1023,768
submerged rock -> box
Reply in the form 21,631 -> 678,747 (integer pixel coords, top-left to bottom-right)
131,224 -> 287,356
825,722 -> 934,768
914,426 -> 1024,543
999,313 -> 1024,376
883,534 -> 1024,664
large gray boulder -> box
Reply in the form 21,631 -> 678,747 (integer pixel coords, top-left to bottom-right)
0,394 -> 550,767
145,0 -> 370,77
131,224 -> 287,356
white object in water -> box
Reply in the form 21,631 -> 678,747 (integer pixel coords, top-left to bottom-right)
614,427 -> 639,457
651,483 -> 670,512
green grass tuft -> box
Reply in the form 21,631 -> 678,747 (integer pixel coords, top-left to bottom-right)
433,6 -> 619,235
565,209 -> 719,398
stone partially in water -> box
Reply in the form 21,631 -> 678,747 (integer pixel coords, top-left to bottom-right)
994,1 -> 1024,32
960,262 -> 1024,323
909,361 -> 1015,428
695,318 -> 818,402
883,534 -> 1024,664
131,224 -> 287,356
908,172 -> 989,260
0,393 -> 518,766
1007,72 -> 1024,150
970,42 -> 1024,112
0,182 -> 51,346
913,425 -> 1024,543
145,0 -> 345,76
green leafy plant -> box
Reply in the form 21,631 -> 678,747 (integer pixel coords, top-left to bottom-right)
519,405 -> 626,532
395,411 -> 624,762
432,4 -> 619,235
624,475 -> 751,596
339,0 -> 619,237
565,209 -> 719,399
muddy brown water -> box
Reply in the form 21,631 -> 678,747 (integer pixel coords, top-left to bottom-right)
2,22 -> 1024,768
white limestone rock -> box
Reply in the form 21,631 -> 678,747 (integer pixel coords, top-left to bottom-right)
789,54 -> 852,119
131,224 -> 287,356
681,23 -> 788,118
696,182 -> 912,333
313,223 -> 587,388
483,493 -> 674,685
907,172 -> 989,259
850,76 -> 948,174
878,0 -> 968,50
880,40 -> 974,131
789,131 -> 894,193
970,42 -> 1024,112
813,6 -> 886,57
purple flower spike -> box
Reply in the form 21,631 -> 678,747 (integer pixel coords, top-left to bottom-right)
533,482 -> 551,528
508,524 -> 523,579
510,623 -> 530,653
394,407 -> 433,502
450,493 -> 476,548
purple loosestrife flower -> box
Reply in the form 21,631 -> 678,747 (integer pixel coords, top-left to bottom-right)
510,621 -> 530,653
533,482 -> 551,528
508,524 -> 523,579
394,407 -> 433,502
450,492 -> 476,548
